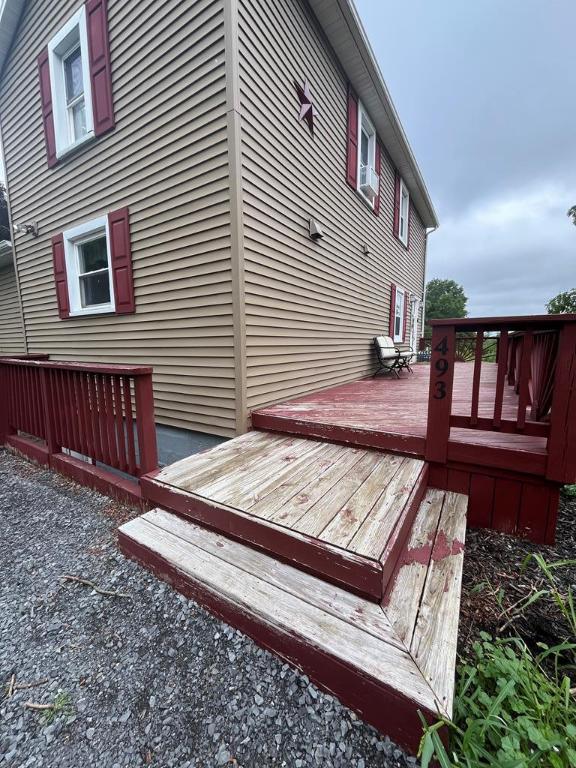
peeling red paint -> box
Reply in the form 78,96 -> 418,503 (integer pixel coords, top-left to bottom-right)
402,530 -> 465,567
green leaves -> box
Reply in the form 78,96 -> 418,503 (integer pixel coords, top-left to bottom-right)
418,636 -> 576,768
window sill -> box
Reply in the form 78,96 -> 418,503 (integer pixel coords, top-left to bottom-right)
55,131 -> 96,163
354,187 -> 377,213
395,233 -> 409,250
68,305 -> 115,318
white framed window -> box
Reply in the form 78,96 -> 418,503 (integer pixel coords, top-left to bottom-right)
394,287 -> 405,343
398,178 -> 410,246
357,102 -> 379,206
63,217 -> 115,316
48,6 -> 94,158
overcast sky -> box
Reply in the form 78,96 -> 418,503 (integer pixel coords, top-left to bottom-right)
355,0 -> 575,316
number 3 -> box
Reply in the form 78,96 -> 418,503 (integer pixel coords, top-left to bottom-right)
434,381 -> 446,400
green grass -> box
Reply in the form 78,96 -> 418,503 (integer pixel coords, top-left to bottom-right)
40,690 -> 73,725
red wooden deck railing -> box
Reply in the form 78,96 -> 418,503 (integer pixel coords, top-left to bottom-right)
425,314 -> 576,484
0,358 -> 158,492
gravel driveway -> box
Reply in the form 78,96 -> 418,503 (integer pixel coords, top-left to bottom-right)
0,449 -> 414,768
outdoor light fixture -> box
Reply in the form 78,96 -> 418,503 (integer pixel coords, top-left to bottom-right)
13,221 -> 39,237
362,243 -> 370,256
309,218 -> 324,240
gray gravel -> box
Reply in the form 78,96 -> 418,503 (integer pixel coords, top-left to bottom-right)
0,449 -> 416,768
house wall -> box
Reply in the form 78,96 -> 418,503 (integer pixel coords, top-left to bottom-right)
0,0 -> 237,437
0,262 -> 26,354
237,0 -> 427,416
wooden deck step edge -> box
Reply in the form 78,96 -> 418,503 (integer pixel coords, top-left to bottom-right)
384,489 -> 468,718
379,462 -> 429,596
118,510 -> 445,755
140,473 -> 384,602
250,411 -> 426,456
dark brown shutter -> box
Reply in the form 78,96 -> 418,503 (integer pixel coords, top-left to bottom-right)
52,234 -> 70,318
373,142 -> 382,216
346,86 -> 358,188
389,283 -> 396,337
86,0 -> 115,136
37,49 -> 57,168
108,207 -> 135,314
393,171 -> 401,237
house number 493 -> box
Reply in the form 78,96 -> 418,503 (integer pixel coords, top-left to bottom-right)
433,336 -> 450,400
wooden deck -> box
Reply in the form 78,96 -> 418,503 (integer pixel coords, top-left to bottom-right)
142,430 -> 428,601
252,363 -> 548,475
119,488 -> 468,755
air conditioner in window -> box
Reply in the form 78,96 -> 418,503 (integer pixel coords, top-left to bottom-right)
360,165 -> 379,198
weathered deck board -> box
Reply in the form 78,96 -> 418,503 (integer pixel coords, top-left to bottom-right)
142,508 -> 400,646
143,433 -> 428,600
119,489 -> 467,753
292,451 -> 393,538
410,492 -> 467,712
386,489 -> 468,715
349,459 -> 425,559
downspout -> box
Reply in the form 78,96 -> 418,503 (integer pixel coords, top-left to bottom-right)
0,123 -> 28,354
421,224 -> 439,338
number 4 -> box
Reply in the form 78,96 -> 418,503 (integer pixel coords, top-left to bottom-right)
434,336 -> 449,356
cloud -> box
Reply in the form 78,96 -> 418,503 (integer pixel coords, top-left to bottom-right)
427,182 -> 575,316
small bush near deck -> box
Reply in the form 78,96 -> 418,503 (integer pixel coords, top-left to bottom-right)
419,634 -> 576,767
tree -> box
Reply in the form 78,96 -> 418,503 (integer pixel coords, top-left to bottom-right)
546,289 -> 576,314
568,206 -> 576,227
424,278 -> 468,335
0,184 -> 10,242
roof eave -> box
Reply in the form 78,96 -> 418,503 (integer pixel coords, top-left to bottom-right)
307,0 -> 438,229
0,0 -> 24,79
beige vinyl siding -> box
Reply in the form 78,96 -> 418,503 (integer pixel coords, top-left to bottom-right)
0,0 -> 236,437
238,0 -> 426,412
0,263 -> 26,354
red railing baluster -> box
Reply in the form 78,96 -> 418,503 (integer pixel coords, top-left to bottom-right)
113,376 -> 127,472
516,330 -> 533,430
492,330 -> 509,428
469,332 -> 484,426
103,375 -> 118,469
123,376 -> 137,475
87,374 -> 102,462
79,373 -> 94,460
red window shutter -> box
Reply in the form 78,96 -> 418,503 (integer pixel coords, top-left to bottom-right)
37,49 -> 57,168
373,142 -> 382,216
403,292 -> 409,341
86,0 -> 115,136
108,207 -> 135,314
389,283 -> 396,337
393,171 -> 401,237
346,86 -> 358,188
52,234 -> 70,318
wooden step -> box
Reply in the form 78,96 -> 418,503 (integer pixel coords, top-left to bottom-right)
118,489 -> 467,755
141,431 -> 428,602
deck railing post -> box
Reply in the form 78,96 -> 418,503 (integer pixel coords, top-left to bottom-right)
546,321 -> 576,483
425,323 -> 456,464
133,373 -> 158,475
